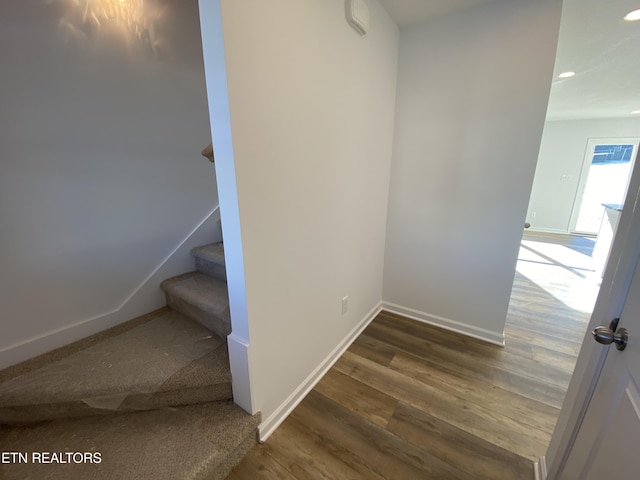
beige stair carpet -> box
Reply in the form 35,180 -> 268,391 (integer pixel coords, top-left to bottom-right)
0,310 -> 232,424
0,402 -> 260,480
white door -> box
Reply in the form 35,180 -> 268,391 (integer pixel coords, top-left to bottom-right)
546,153 -> 640,479
559,257 -> 640,479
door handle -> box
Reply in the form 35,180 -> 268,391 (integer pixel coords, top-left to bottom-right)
592,325 -> 628,351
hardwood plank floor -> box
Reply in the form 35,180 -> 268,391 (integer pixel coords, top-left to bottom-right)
226,233 -> 600,479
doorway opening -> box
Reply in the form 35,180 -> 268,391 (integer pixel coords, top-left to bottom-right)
569,139 -> 639,235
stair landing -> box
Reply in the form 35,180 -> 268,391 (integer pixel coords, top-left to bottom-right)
0,310 -> 232,424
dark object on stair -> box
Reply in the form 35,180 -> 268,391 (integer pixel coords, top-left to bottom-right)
202,142 -> 214,163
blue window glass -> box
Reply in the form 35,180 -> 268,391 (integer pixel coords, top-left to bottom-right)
592,145 -> 634,164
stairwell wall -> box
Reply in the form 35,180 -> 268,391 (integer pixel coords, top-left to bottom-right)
200,0 -> 398,430
0,0 -> 218,367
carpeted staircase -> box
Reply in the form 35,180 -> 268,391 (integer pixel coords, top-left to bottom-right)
0,241 -> 259,480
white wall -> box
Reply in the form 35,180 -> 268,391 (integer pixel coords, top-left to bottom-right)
200,0 -> 398,431
383,0 -> 563,342
527,117 -> 640,233
0,0 -> 217,367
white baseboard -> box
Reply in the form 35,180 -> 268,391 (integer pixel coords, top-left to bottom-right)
258,301 -> 383,441
526,227 -> 569,235
0,208 -> 220,370
534,455 -> 547,480
381,302 -> 505,346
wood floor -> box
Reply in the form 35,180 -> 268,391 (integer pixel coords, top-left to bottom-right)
227,232 -> 600,479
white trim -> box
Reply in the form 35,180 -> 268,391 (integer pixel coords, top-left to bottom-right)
227,333 -> 255,414
534,456 -> 547,480
198,0 -> 250,344
0,208 -> 220,369
527,226 -> 570,235
381,302 -> 505,346
258,302 -> 383,441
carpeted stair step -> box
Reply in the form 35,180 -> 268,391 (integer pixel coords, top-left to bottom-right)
191,242 -> 226,281
0,401 -> 260,480
160,272 -> 231,339
0,310 -> 232,425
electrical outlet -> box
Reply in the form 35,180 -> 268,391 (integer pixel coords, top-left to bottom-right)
560,174 -> 572,182
342,296 -> 349,315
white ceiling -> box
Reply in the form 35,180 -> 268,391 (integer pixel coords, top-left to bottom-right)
376,0 -> 498,27
546,0 -> 640,121
377,0 -> 640,121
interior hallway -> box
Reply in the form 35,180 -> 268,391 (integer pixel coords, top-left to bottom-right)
227,232 -> 598,479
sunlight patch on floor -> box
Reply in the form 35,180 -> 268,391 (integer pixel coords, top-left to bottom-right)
516,240 -> 600,313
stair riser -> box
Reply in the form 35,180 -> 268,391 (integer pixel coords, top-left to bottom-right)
0,384 -> 233,425
195,257 -> 227,281
165,291 -> 232,339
